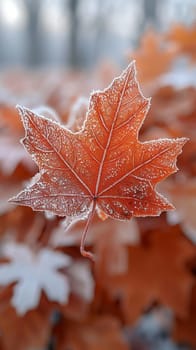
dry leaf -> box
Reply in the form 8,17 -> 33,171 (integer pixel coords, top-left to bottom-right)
0,242 -> 71,314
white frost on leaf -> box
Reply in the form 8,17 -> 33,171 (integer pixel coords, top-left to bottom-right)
68,261 -> 94,302
32,105 -> 60,122
0,242 -> 72,315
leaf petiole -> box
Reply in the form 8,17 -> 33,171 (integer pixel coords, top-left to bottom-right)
80,200 -> 97,261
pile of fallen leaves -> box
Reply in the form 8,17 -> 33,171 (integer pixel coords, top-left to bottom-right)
0,23 -> 195,350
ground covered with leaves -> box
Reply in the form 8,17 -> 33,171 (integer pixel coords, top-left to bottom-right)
0,24 -> 196,350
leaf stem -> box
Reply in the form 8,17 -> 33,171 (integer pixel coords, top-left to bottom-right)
80,200 -> 97,261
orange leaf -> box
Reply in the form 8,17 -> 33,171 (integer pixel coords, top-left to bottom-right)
102,230 -> 195,323
10,62 -> 187,259
167,24 -> 196,62
128,32 -> 177,83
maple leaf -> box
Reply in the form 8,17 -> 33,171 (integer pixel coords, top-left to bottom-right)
10,62 -> 187,259
0,242 -> 71,314
101,230 -> 195,323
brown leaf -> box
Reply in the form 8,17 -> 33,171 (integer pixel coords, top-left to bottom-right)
102,229 -> 195,323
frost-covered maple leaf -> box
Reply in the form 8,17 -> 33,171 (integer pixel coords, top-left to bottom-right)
0,242 -> 71,315
10,62 -> 187,259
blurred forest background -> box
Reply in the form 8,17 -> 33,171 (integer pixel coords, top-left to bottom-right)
0,0 -> 195,69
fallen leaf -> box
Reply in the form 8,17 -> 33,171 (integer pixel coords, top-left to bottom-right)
0,242 -> 71,314
129,31 -> 177,83
102,230 -> 195,323
10,62 -> 187,259
167,24 -> 196,62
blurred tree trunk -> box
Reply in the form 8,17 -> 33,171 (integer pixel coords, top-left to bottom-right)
68,0 -> 79,68
143,0 -> 159,28
26,0 -> 41,66
134,0 -> 160,46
